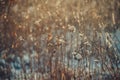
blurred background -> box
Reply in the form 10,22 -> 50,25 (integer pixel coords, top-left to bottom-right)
0,0 -> 120,80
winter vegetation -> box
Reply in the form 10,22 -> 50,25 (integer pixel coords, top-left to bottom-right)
0,0 -> 120,80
